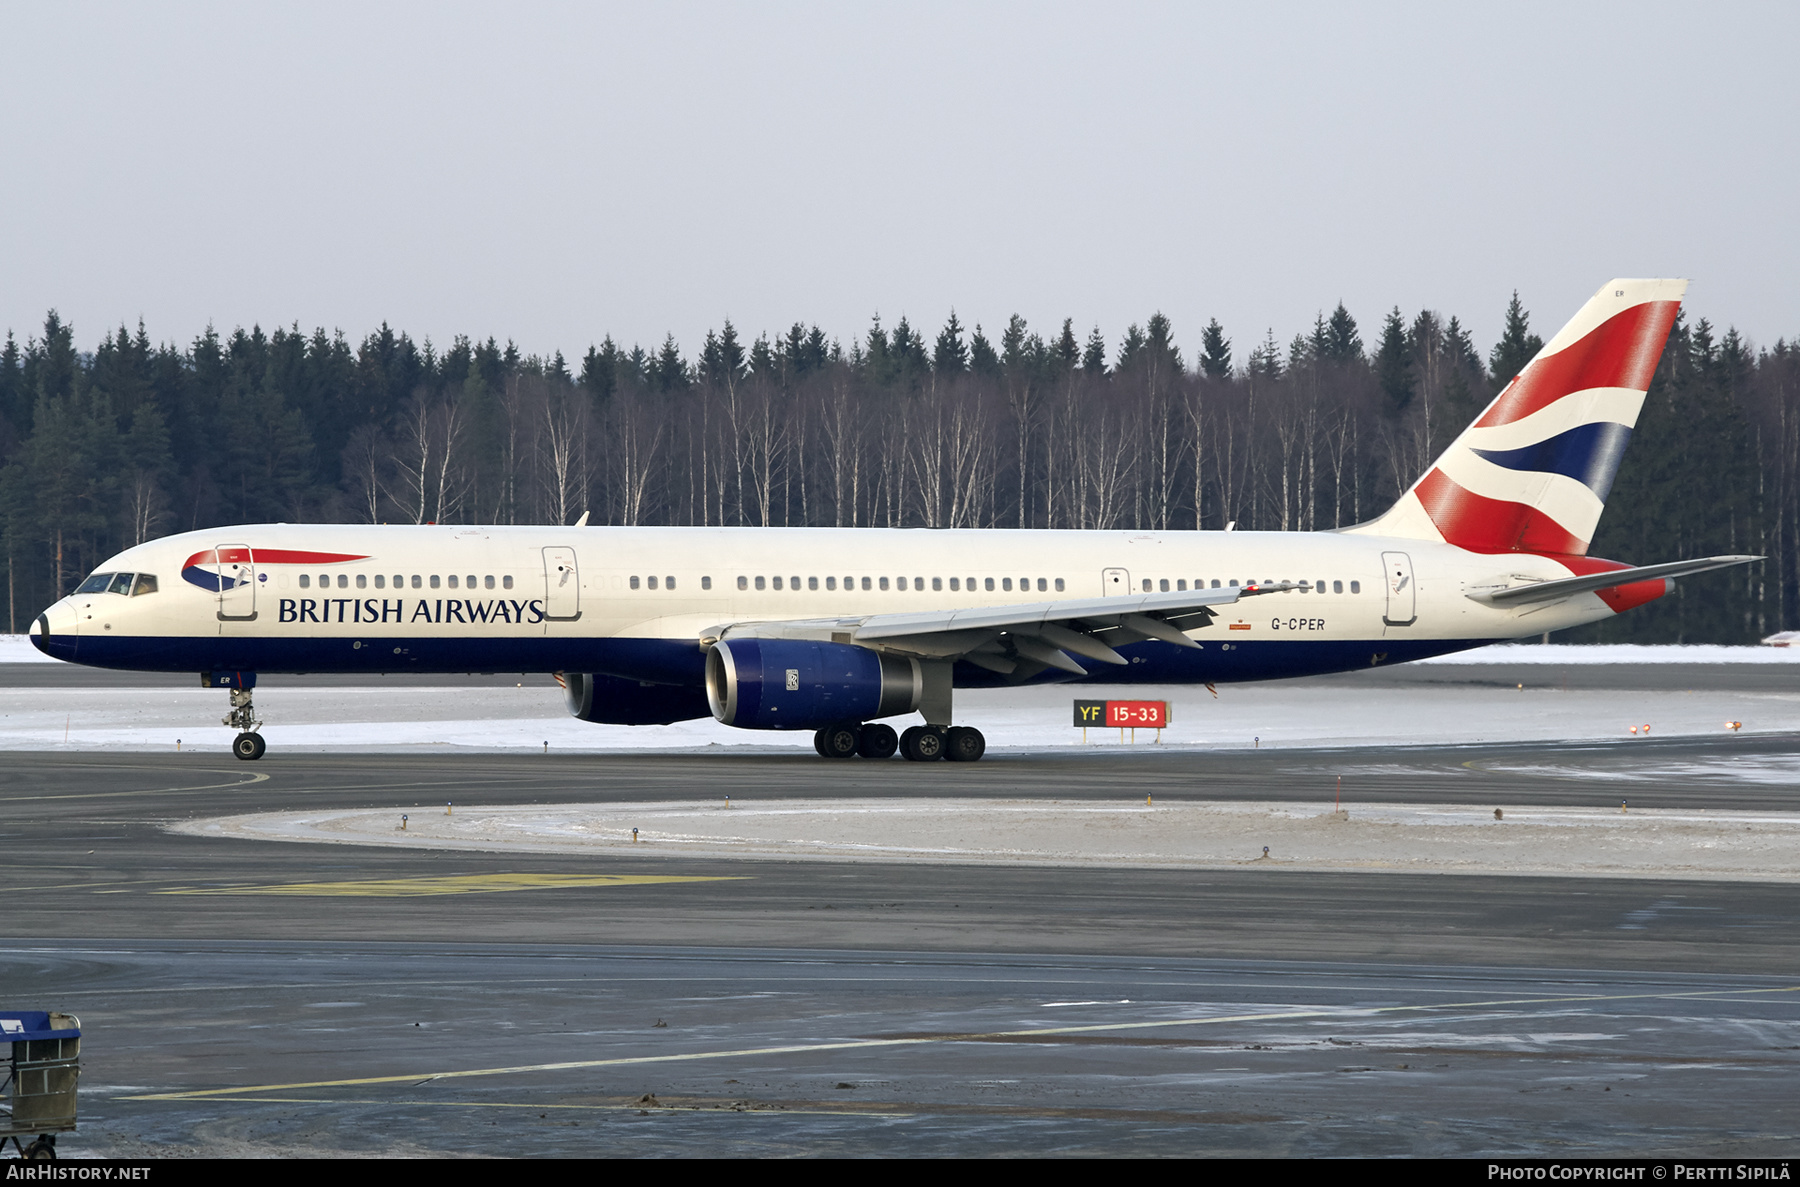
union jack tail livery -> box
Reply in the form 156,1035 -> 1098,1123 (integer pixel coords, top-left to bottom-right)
1351,278 -> 1686,557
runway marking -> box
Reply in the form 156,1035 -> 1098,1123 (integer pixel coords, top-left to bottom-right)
125,982 -> 1800,1101
0,769 -> 272,803
183,1096 -> 912,1119
156,872 -> 746,897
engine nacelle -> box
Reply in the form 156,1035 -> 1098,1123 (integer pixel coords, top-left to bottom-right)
562,671 -> 711,725
705,639 -> 920,730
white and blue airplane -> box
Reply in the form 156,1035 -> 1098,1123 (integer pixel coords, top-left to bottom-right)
30,280 -> 1754,762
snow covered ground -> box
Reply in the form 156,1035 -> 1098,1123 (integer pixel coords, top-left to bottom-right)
2,635 -> 1797,753
176,797 -> 1800,882
0,677 -> 1791,754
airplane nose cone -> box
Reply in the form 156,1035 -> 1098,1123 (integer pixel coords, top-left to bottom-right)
32,602 -> 79,661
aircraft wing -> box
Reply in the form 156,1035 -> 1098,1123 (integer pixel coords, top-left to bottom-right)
1466,555 -> 1760,607
715,582 -> 1301,678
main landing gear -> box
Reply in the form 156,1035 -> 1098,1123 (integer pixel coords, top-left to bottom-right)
813,721 -> 985,762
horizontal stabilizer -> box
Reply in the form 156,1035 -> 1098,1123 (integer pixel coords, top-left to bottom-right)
1467,555 -> 1760,607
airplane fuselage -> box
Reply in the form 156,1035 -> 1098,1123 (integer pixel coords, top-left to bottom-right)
33,522 -> 1625,688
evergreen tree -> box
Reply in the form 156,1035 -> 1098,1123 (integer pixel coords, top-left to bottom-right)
1082,326 -> 1108,375
933,311 -> 968,374
890,316 -> 929,387
1054,319 -> 1080,372
581,337 -> 619,400
1143,312 -> 1183,374
1116,324 -> 1147,372
1199,318 -> 1232,379
1247,328 -> 1283,382
651,334 -> 688,392
969,324 -> 1001,376
750,333 -> 776,380
1376,307 -> 1415,413
1488,291 -> 1543,388
1321,303 -> 1362,365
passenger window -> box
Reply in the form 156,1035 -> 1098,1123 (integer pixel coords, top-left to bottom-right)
1229,579 -> 1239,587
131,574 -> 158,596
374,575 -> 385,589
879,577 -> 890,591
1159,579 -> 1169,592
791,576 -> 801,590
430,575 -> 441,589
1333,580 -> 1343,593
503,575 -> 513,590
666,576 -> 677,590
356,574 -> 367,589
825,576 -> 836,591
1141,579 -> 1151,592
340,574 -> 350,589
467,575 -> 477,588
737,576 -> 748,590
932,577 -> 942,591
1350,581 -> 1361,594
484,575 -> 495,590
985,577 -> 995,591
1037,578 -> 1047,592
949,577 -> 959,592
772,576 -> 783,591
412,575 -> 422,589
299,574 -> 311,589
1000,578 -> 1011,592
1211,579 -> 1221,588
1177,579 -> 1187,591
1054,578 -> 1065,592
861,577 -> 871,591
702,576 -> 713,590
448,575 -> 459,589
630,575 -> 641,590
755,576 -> 766,590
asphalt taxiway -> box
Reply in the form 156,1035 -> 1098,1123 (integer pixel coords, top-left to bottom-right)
3,720 -> 1800,1156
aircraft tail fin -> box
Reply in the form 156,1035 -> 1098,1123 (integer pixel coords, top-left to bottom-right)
1348,278 -> 1686,556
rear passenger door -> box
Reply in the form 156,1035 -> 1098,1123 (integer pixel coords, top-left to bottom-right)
1381,551 -> 1416,626
542,547 -> 581,621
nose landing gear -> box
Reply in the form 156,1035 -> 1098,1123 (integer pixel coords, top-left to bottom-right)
206,672 -> 265,760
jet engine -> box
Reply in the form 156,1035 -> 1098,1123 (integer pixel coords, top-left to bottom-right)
705,639 -> 920,730
562,671 -> 711,726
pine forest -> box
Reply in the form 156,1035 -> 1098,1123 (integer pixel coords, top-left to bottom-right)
2,295 -> 1796,645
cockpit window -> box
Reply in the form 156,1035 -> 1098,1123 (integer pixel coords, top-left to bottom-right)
76,573 -> 116,594
130,574 -> 158,596
107,573 -> 134,595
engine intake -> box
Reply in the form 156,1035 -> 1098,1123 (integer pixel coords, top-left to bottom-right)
705,639 -> 920,730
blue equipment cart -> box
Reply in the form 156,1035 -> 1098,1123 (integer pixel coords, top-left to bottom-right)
1,1012 -> 80,1162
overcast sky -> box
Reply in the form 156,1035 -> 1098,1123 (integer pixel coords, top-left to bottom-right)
3,2 -> 1796,366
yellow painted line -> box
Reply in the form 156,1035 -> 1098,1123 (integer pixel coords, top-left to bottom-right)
126,983 -> 1800,1101
157,873 -> 746,897
192,1096 -> 910,1118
